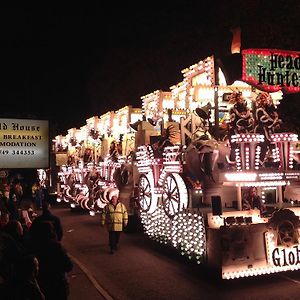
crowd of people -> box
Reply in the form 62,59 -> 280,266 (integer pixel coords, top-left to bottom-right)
0,178 -> 131,298
0,179 -> 46,220
0,178 -> 73,299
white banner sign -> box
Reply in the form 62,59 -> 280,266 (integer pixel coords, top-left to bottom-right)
0,118 -> 49,168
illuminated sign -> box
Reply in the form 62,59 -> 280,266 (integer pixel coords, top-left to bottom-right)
271,245 -> 300,267
266,231 -> 300,272
242,49 -> 300,93
0,118 -> 49,168
265,211 -> 300,273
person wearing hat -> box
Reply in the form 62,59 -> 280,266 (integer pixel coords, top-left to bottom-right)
101,188 -> 128,254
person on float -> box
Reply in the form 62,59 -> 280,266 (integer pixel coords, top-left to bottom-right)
254,92 -> 282,165
109,141 -> 120,162
242,186 -> 265,214
151,124 -> 178,157
101,188 -> 128,254
227,91 -> 254,163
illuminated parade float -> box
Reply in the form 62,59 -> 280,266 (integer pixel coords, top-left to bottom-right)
52,45 -> 300,279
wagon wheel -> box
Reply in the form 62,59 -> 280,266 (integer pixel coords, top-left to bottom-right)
162,173 -> 188,218
138,173 -> 156,213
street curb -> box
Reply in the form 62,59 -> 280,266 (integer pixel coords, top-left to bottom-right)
69,253 -> 114,300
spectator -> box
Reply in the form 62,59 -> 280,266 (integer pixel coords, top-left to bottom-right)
13,180 -> 24,208
0,229 -> 24,296
33,182 -> 44,210
0,193 -> 9,214
29,221 -> 73,299
101,188 -> 128,254
30,201 -> 63,241
32,182 -> 38,203
19,210 -> 34,248
3,182 -> 10,200
20,209 -> 33,229
7,187 -> 19,220
0,211 -> 10,229
3,219 -> 27,254
11,254 -> 45,300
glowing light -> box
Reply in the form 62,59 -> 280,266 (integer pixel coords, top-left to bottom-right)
225,172 -> 257,181
140,206 -> 206,264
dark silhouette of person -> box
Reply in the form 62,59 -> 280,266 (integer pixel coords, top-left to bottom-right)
30,201 -> 63,241
12,180 -> 24,208
2,219 -> 27,255
11,254 -> 45,300
33,182 -> 45,210
29,221 -> 73,300
0,227 -> 25,296
0,211 -> 10,229
7,187 -> 20,221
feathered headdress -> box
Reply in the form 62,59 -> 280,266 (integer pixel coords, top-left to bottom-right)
255,92 -> 272,107
165,124 -> 180,144
228,91 -> 243,104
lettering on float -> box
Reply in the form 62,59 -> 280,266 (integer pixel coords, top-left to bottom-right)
242,49 -> 300,93
258,53 -> 300,87
272,245 -> 300,267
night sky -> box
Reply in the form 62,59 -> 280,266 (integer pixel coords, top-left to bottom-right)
1,1 -> 300,137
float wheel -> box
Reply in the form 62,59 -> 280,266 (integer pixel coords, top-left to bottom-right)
162,173 -> 188,218
138,173 -> 156,213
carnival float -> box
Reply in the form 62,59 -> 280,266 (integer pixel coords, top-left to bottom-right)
50,37 -> 300,279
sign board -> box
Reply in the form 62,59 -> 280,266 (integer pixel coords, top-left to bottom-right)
242,49 -> 300,93
0,118 -> 49,169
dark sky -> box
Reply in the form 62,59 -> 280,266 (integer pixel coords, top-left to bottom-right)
1,1 -> 300,137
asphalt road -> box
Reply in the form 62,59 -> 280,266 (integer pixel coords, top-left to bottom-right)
51,203 -> 300,300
